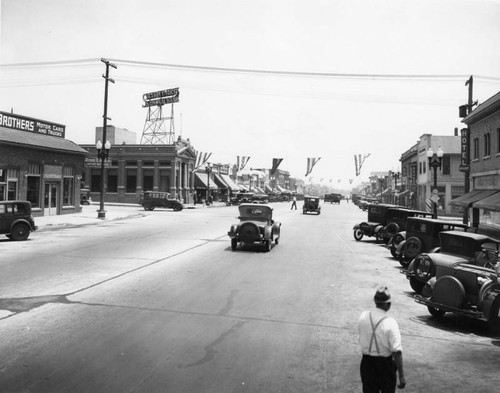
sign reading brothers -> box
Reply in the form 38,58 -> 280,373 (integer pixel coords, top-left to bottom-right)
0,111 -> 65,138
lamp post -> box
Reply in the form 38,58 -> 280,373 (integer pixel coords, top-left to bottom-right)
205,163 -> 212,205
378,176 -> 384,202
96,139 -> 111,219
427,146 -> 444,218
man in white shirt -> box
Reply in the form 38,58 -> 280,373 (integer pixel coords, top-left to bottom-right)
358,286 -> 406,392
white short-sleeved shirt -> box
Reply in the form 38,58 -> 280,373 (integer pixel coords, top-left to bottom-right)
358,308 -> 402,357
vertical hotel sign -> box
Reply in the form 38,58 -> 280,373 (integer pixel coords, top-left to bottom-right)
459,128 -> 470,172
0,111 -> 65,138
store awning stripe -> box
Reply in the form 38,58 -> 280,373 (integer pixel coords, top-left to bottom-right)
220,174 -> 241,191
194,172 -> 217,190
472,191 -> 500,211
449,190 -> 498,208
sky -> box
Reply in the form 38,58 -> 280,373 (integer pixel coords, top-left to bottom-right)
1,0 -> 500,189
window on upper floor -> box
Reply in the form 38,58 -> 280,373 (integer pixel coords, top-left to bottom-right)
473,137 -> 479,159
484,133 -> 491,157
442,155 -> 450,175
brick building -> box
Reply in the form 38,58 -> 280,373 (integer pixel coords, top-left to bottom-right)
0,111 -> 87,216
454,91 -> 500,235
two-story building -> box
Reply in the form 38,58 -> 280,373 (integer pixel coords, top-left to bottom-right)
455,91 -> 500,236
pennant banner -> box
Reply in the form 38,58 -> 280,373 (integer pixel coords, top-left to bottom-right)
195,151 -> 212,169
270,158 -> 283,176
305,157 -> 321,177
237,156 -> 251,172
355,153 -> 371,176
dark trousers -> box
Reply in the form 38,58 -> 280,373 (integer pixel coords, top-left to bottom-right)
291,201 -> 297,209
360,355 -> 396,393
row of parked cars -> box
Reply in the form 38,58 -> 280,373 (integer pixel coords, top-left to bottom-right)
354,203 -> 500,332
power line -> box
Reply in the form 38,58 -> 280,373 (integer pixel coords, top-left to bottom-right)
2,58 -> 500,82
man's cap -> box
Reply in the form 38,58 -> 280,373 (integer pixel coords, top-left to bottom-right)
374,286 -> 391,303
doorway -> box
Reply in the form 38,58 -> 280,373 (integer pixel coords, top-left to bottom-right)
44,183 -> 59,215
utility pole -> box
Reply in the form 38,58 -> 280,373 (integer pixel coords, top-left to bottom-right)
97,58 -> 117,219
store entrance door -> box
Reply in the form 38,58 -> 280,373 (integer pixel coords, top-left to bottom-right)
44,183 -> 58,216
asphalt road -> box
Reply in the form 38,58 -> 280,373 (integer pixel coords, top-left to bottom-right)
0,202 -> 499,392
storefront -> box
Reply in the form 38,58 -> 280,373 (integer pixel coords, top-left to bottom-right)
0,111 -> 87,217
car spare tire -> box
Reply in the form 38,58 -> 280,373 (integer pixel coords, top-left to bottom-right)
239,222 -> 260,244
404,237 -> 422,260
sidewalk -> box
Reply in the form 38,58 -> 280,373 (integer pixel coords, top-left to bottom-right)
35,201 -> 228,231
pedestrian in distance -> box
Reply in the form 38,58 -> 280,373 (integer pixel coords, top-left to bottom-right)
358,286 -> 406,393
290,195 -> 297,210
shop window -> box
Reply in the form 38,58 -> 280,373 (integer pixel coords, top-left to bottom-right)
63,178 -> 74,206
107,169 -> 118,193
143,169 -> 154,191
126,169 -> 137,193
90,169 -> 101,192
7,181 -> 17,200
27,176 -> 41,208
442,155 -> 450,175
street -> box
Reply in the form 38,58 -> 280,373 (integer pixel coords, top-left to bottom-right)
0,202 -> 499,393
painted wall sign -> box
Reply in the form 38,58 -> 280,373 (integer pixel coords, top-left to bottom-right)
0,111 -> 65,138
142,88 -> 180,107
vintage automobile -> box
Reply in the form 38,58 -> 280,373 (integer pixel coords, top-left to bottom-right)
353,203 -> 398,242
80,188 -> 92,205
357,197 -> 379,211
405,231 -> 500,294
303,196 -> 321,215
391,217 -> 472,266
0,201 -> 38,241
250,193 -> 270,204
324,193 -> 342,204
380,208 -> 435,248
140,191 -> 184,211
227,204 -> 281,252
414,262 -> 500,331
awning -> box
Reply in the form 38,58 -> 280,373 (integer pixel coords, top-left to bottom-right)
449,189 -> 498,208
397,190 -> 411,198
213,174 -> 229,189
220,174 -> 241,192
276,185 -> 286,193
239,185 -> 249,192
265,184 -> 273,193
381,188 -> 392,196
472,191 -> 500,211
194,172 -> 218,190
255,187 -> 265,193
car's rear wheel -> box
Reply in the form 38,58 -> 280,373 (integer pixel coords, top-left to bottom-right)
173,203 -> 183,211
231,238 -> 238,251
265,240 -> 272,252
275,236 -> 279,245
353,229 -> 363,241
143,203 -> 154,211
10,223 -> 30,241
427,306 -> 446,318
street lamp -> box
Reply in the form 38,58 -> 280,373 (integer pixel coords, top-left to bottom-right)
378,176 -> 384,202
96,139 -> 111,219
427,146 -> 444,218
205,163 -> 212,205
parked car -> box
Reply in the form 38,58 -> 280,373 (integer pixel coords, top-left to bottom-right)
357,197 -> 379,211
140,191 -> 184,211
251,193 -> 269,204
303,196 -> 321,215
80,188 -> 92,205
324,193 -> 342,204
405,231 -> 500,294
353,203 -> 398,242
227,204 -> 281,252
381,208 -> 435,248
414,262 -> 500,332
0,201 -> 37,241
391,217 -> 473,267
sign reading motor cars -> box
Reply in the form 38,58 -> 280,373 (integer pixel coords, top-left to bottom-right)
142,88 -> 179,107
0,111 -> 65,138
85,158 -> 111,167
